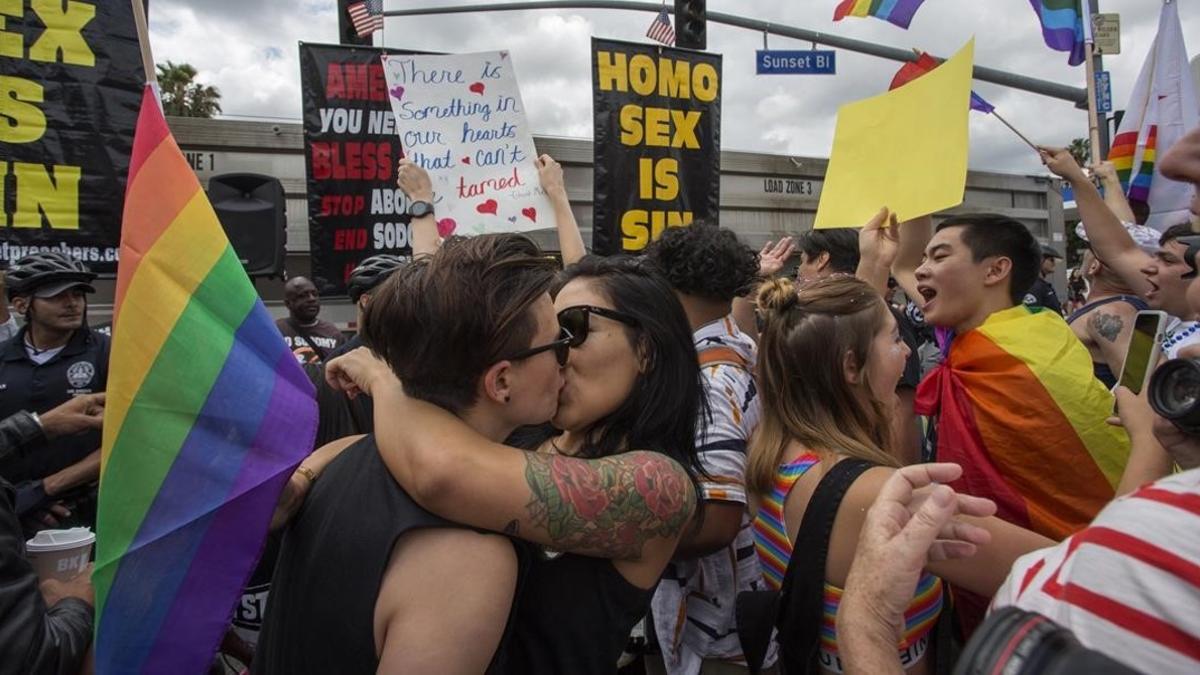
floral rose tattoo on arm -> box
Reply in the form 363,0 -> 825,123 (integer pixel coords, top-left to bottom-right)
523,450 -> 697,559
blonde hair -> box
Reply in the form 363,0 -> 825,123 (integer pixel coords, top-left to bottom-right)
747,276 -> 900,496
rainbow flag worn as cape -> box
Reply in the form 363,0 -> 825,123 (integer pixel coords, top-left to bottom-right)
833,0 -> 926,29
93,86 -> 317,673
915,305 -> 1129,540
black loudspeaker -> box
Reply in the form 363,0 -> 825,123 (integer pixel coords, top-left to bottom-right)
207,173 -> 287,277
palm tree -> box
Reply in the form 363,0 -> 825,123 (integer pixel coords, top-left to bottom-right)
156,61 -> 222,118
1067,137 -> 1091,167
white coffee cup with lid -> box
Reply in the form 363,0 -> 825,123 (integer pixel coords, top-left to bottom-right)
25,528 -> 95,582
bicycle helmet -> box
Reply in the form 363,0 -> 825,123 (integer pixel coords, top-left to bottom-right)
5,251 -> 96,300
346,254 -> 407,303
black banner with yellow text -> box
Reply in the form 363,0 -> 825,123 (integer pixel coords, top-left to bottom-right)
0,1 -> 143,272
591,38 -> 720,256
300,42 -> 429,297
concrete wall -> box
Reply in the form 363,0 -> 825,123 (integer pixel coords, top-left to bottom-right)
82,116 -> 1066,326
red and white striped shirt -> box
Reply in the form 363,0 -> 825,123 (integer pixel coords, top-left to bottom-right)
992,468 -> 1200,673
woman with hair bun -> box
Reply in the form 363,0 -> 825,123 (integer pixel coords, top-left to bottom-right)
747,276 -> 1052,674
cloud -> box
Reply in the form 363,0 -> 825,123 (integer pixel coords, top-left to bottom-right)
149,0 -> 1199,170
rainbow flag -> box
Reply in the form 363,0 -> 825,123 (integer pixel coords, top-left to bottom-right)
833,0 -> 926,29
93,86 -> 317,673
1106,1 -> 1199,229
1110,126 -> 1156,203
890,52 -> 995,114
1027,0 -> 1087,66
915,305 -> 1129,540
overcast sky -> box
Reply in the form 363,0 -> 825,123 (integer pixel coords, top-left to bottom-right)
147,0 -> 1199,174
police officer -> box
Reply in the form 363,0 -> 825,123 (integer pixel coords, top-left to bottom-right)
0,252 -> 109,527
1024,245 -> 1065,315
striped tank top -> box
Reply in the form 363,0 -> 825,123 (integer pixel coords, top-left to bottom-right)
752,453 -> 943,668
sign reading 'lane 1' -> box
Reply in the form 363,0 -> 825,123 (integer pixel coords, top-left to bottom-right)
756,50 -> 836,75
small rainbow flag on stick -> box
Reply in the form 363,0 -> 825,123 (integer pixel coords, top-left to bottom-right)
92,84 -> 317,672
833,0 -> 927,29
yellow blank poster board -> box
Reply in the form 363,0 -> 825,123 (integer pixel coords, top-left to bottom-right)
814,39 -> 974,229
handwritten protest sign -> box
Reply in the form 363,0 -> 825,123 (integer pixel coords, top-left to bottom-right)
814,39 -> 973,229
381,51 -> 553,237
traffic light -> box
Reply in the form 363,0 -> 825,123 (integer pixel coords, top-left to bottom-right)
675,0 -> 706,50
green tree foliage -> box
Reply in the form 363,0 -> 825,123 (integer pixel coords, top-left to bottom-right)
157,61 -> 222,118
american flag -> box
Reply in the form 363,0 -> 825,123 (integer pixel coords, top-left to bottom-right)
348,0 -> 384,37
645,8 -> 675,46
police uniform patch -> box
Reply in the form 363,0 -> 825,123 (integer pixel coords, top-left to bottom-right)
67,361 -> 96,388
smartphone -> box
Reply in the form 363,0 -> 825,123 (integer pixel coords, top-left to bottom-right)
1116,310 -> 1168,396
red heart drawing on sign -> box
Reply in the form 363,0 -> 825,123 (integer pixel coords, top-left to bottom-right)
468,82 -> 486,95
461,156 -> 471,165
521,207 -> 537,223
476,199 -> 498,215
437,218 -> 457,237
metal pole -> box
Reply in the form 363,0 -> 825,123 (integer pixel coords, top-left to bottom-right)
1090,0 -> 1111,159
1082,0 -> 1103,165
383,0 -> 1089,105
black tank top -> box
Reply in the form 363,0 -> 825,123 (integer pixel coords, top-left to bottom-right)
253,435 -> 513,674
503,425 -> 655,674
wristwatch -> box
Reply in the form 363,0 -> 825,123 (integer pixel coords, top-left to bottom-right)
407,200 -> 434,218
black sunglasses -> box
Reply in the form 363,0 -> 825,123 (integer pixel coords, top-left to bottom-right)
557,305 -> 640,348
505,327 -> 574,366
1180,235 -> 1200,280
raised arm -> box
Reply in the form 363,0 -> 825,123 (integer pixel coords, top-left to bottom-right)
326,349 -> 696,572
855,208 -> 897,296
892,215 -> 932,309
1092,161 -> 1137,224
732,237 -> 795,339
397,159 -> 439,258
1041,147 -> 1153,296
537,154 -> 586,266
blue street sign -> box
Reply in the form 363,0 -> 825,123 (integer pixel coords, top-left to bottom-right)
756,50 -> 837,75
1095,70 -> 1113,114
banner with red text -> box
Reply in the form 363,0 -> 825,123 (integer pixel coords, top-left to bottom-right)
300,42 -> 424,297
591,38 -> 721,256
0,2 -> 143,272
381,51 -> 554,238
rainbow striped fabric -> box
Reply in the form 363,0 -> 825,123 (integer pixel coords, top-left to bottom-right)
915,305 -> 1130,540
93,86 -> 317,673
833,0 -> 926,29
1110,126 -> 1157,202
752,452 -> 944,655
1027,0 -> 1087,66
752,452 -> 820,590
821,574 -> 942,653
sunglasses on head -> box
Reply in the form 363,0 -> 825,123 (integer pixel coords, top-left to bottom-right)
557,305 -> 640,348
505,327 -> 574,366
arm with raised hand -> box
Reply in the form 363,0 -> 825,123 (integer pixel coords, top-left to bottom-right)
397,159 -> 439,258
892,215 -> 932,309
1040,147 -> 1153,296
1092,160 -> 1137,224
538,154 -> 587,266
732,237 -> 795,339
325,349 -> 697,576
855,208 -> 897,296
